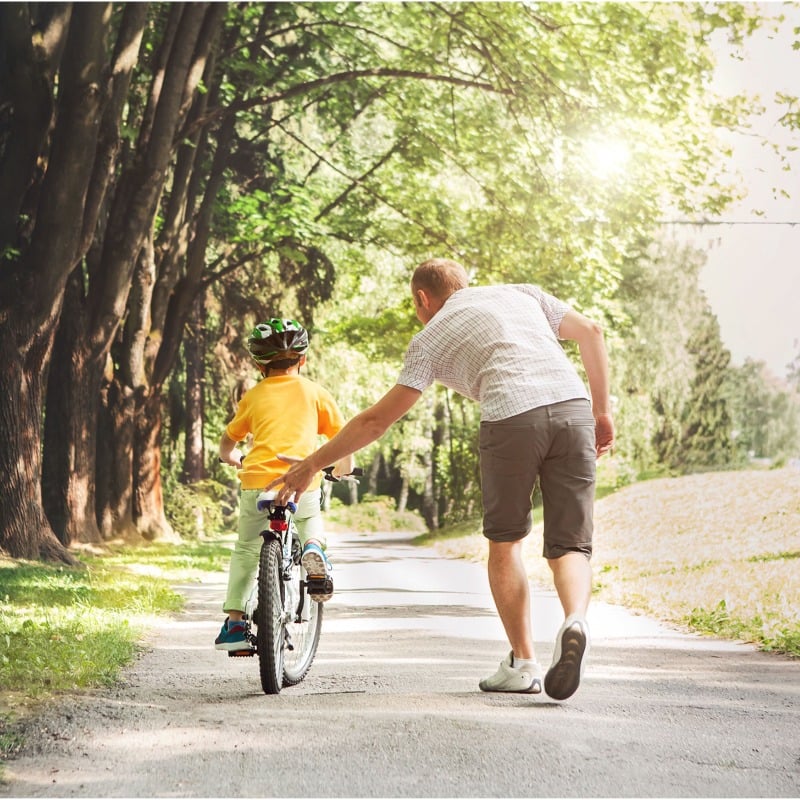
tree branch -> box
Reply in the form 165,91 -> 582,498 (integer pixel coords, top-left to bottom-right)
183,67 -> 514,139
276,122 -> 457,249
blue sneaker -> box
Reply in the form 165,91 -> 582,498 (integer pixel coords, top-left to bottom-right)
301,541 -> 334,602
214,617 -> 252,651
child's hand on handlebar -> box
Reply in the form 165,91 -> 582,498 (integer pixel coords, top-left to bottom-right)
220,448 -> 244,468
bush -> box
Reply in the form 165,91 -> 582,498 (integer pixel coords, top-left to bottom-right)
164,478 -> 236,538
325,494 -> 427,533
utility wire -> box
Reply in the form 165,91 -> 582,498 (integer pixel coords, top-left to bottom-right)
660,219 -> 799,225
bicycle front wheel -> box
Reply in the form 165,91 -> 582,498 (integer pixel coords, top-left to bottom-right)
282,561 -> 323,686
257,538 -> 285,694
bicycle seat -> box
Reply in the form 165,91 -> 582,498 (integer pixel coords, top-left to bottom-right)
257,491 -> 297,513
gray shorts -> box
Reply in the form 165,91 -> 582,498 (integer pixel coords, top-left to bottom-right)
479,399 -> 596,558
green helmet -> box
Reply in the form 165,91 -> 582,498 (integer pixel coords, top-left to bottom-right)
247,318 -> 309,365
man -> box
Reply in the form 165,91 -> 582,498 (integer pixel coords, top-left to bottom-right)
268,258 -> 615,700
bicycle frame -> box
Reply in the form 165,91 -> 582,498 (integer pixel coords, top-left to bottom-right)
258,497 -> 311,623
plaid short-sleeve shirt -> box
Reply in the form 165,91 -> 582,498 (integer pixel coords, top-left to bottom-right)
396,284 -> 589,422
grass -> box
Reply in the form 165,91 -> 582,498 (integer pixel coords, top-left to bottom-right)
431,464 -> 800,658
0,539 -> 233,775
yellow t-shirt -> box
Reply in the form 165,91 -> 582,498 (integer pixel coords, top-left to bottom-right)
225,374 -> 345,490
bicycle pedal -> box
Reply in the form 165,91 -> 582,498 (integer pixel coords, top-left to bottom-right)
306,576 -> 333,601
228,648 -> 255,658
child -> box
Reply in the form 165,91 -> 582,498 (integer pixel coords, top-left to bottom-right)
215,318 -> 353,651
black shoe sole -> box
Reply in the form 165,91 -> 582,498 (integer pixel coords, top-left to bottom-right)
544,623 -> 587,700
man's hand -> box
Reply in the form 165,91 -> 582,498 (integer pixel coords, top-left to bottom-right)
266,454 -> 316,505
595,413 -> 615,458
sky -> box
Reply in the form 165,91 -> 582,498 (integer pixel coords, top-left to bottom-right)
692,5 -> 800,380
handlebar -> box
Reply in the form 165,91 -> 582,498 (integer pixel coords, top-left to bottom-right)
256,467 -> 362,515
219,458 -> 361,513
322,466 -> 363,483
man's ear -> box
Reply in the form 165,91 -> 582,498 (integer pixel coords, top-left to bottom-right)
416,287 -> 431,310
299,354 -> 307,367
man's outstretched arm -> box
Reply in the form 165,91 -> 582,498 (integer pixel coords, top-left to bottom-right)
268,384 -> 422,504
558,309 -> 615,457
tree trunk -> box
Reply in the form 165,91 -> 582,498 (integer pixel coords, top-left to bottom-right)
37,6 -> 150,549
348,480 -> 359,505
42,269 -> 103,546
0,5 -> 109,562
132,389 -> 176,541
396,476 -> 409,514
96,377 -> 137,540
182,293 -> 207,483
90,4 -> 214,542
367,452 -> 382,495
420,402 -> 444,530
0,320 -> 76,564
420,449 -> 438,530
321,480 -> 333,512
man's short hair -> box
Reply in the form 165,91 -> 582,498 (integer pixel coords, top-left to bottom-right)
412,258 -> 469,299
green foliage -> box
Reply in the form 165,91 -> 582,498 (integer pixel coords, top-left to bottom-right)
433,390 -> 482,521
163,478 -> 237,539
325,495 -> 426,533
614,239 -> 709,474
674,308 -> 740,470
139,2 -> 797,536
725,359 -> 800,460
610,238 -> 788,476
595,455 -> 639,497
184,2 -> 798,537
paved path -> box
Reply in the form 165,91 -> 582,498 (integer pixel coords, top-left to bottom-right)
2,530 -> 799,797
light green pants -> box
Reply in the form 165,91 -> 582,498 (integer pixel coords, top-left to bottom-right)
223,488 -> 325,613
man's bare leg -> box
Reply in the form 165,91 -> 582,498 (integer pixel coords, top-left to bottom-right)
487,539 -> 535,660
545,551 -> 592,700
547,551 -> 592,618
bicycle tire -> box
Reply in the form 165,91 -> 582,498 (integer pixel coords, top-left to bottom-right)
257,538 -> 284,694
282,562 -> 323,686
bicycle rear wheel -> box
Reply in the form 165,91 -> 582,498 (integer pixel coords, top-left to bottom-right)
257,538 -> 284,694
282,561 -> 323,686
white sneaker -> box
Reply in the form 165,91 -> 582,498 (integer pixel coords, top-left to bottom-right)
544,614 -> 590,700
479,651 -> 543,694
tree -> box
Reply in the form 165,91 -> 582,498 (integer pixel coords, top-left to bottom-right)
1,2 -> 774,557
0,4 -> 123,562
614,239 -> 710,473
675,308 -> 738,470
726,359 -> 800,460
45,4 -> 220,545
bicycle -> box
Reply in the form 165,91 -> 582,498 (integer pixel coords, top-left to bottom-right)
228,466 -> 361,695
